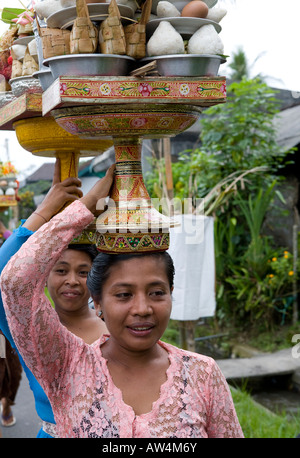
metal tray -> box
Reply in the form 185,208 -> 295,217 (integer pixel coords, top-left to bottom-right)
9,76 -> 42,96
152,0 -> 218,14
33,69 -> 55,91
46,3 -> 135,29
146,17 -> 221,40
140,54 -> 226,77
44,54 -> 136,79
12,36 -> 35,46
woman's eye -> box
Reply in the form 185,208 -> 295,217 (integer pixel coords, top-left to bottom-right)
79,271 -> 89,277
56,269 -> 66,275
150,290 -> 166,297
115,292 -> 131,299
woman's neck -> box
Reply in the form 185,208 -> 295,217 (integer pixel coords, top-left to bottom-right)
57,305 -> 107,344
56,303 -> 93,328
101,338 -> 166,369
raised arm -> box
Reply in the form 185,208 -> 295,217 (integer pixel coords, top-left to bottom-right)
0,165 -> 114,395
0,158 -> 83,345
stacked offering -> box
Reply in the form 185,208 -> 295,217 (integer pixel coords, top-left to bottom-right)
0,161 -> 19,208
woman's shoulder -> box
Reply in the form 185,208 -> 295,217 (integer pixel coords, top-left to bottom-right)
159,340 -> 217,369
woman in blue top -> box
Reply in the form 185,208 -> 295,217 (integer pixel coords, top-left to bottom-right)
0,159 -> 110,437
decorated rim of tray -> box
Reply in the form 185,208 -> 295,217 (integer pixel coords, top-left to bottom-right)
46,3 -> 135,29
146,17 -> 221,39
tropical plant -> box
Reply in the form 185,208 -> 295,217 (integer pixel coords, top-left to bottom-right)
227,46 -> 266,82
199,78 -> 290,178
234,181 -> 278,275
225,247 -> 299,328
17,189 -> 34,220
145,77 -> 295,330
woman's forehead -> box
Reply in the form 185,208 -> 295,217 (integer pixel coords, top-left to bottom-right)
55,249 -> 92,265
107,256 -> 167,280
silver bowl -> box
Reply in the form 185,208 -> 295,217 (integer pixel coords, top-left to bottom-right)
0,91 -> 16,108
33,69 -> 55,91
9,76 -> 43,97
44,54 -> 136,79
47,3 -> 134,29
151,0 -> 189,14
146,17 -> 221,39
151,0 -> 218,14
140,54 -> 226,77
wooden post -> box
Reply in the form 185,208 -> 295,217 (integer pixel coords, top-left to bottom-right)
179,321 -> 196,352
163,138 -> 174,203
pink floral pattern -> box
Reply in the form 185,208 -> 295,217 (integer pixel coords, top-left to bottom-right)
0,201 -> 243,438
138,83 -> 153,97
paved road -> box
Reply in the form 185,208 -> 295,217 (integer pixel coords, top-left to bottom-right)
1,370 -> 41,438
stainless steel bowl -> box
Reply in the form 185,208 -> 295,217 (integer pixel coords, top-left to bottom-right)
151,0 -> 218,14
33,69 -> 55,91
146,17 -> 221,39
9,76 -> 43,97
0,91 -> 16,108
44,54 -> 136,79
151,0 -> 189,14
140,54 -> 225,77
46,3 -> 134,29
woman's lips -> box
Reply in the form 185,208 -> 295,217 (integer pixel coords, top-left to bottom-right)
127,323 -> 155,337
61,290 -> 80,298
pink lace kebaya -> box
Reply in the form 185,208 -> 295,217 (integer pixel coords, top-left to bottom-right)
0,200 -> 243,438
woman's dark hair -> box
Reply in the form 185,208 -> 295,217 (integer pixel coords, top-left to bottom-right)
67,243 -> 98,263
87,251 -> 175,302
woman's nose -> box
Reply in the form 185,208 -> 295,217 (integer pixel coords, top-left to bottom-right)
65,272 -> 80,285
131,294 -> 152,316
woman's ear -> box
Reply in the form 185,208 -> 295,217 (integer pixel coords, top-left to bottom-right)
93,298 -> 103,318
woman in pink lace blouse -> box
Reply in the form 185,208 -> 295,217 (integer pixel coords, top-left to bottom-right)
0,168 -> 243,438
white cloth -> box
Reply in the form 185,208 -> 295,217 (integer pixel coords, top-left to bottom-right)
168,214 -> 216,321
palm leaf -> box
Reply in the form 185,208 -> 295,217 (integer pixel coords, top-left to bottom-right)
0,7 -> 26,24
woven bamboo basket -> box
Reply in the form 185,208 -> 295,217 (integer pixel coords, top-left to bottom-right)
99,0 -> 126,55
22,48 -> 39,76
0,76 -> 10,92
36,20 -> 71,59
10,49 -> 23,79
70,0 -> 98,54
124,0 -> 152,59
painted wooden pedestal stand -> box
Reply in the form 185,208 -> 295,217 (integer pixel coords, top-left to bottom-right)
43,75 -> 226,253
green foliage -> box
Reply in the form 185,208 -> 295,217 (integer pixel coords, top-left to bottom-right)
235,182 -> 277,275
231,386 -> 300,438
0,7 -> 25,25
20,180 -> 51,196
200,78 -> 289,177
17,190 -> 35,220
17,180 -> 51,220
227,46 -> 251,81
145,77 -> 296,330
225,248 -> 299,326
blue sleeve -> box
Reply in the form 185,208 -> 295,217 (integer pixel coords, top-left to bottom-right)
0,223 -> 34,346
0,224 -> 56,427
